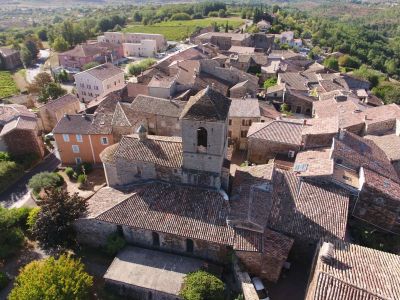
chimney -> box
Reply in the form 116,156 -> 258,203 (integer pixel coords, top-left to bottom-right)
319,242 -> 334,264
339,128 -> 346,140
303,119 -> 307,126
137,124 -> 147,141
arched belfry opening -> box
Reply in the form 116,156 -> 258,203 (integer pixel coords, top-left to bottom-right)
197,127 -> 208,150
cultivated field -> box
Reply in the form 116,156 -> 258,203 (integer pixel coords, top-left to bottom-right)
124,17 -> 244,41
0,71 -> 19,99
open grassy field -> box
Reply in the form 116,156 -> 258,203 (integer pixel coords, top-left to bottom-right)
0,71 -> 19,99
124,17 -> 244,42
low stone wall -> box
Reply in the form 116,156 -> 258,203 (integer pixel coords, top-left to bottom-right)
232,256 -> 259,300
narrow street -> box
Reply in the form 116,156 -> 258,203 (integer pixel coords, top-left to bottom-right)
0,152 -> 60,208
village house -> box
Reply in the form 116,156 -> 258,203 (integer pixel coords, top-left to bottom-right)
228,99 -> 261,150
0,104 -> 45,158
58,42 -> 124,70
247,119 -> 304,163
293,130 -> 400,233
74,63 -> 125,103
98,32 -> 166,57
194,32 -> 274,52
0,47 -> 22,70
275,31 -> 302,48
53,113 -> 114,165
38,94 -> 80,132
306,239 -> 400,300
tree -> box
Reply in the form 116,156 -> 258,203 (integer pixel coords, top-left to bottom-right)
0,206 -> 28,258
133,11 -> 142,22
8,254 -> 93,300
25,39 -> 39,59
180,270 -> 224,300
32,189 -> 87,252
28,172 -> 64,195
218,9 -> 226,18
263,76 -> 278,89
52,37 -> 69,52
37,29 -> 48,41
39,82 -> 67,103
20,46 -> 34,67
323,57 -> 339,71
27,72 -> 53,94
338,54 -> 361,69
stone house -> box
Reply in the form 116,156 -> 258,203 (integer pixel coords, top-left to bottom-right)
228,99 -> 261,150
111,94 -> 186,139
53,113 -> 114,165
74,63 -> 125,103
0,48 -> 22,70
58,42 -> 124,70
306,239 -> 400,300
0,104 -> 44,158
229,80 -> 257,98
98,32 -> 167,52
247,119 -> 304,163
38,94 -> 80,132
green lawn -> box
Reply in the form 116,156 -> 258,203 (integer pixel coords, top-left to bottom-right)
124,17 -> 244,41
0,71 -> 19,98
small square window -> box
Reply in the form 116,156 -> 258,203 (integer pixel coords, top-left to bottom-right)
63,134 -> 70,142
72,145 -> 80,153
76,134 -> 83,142
101,137 -> 109,145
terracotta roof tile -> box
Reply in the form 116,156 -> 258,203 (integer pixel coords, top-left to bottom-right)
247,120 -> 303,146
229,99 -> 260,118
307,239 -> 400,300
95,182 -> 235,245
365,134 -> 400,162
112,134 -> 182,168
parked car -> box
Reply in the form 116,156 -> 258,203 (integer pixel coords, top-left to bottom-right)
251,277 -> 270,300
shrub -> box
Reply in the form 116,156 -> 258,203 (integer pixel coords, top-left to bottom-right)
323,57 -> 339,71
77,174 -> 87,185
77,162 -> 93,175
28,172 -> 64,194
170,13 -> 191,21
12,153 -> 39,170
263,76 -> 278,89
65,167 -> 74,178
26,207 -> 41,233
208,11 -> 219,17
0,161 -> 24,193
105,233 -> 126,255
11,207 -> 32,232
180,270 -> 224,300
8,254 -> 93,300
0,152 -> 11,162
0,206 -> 25,259
128,58 -> 156,76
0,271 -> 9,290
83,61 -> 100,70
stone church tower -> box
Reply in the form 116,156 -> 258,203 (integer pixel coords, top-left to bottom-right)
179,86 -> 231,190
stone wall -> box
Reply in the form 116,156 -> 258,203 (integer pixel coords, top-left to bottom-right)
355,186 -> 400,234
248,138 -> 300,164
364,119 -> 396,136
303,133 -> 336,149
4,128 -> 45,158
232,256 -> 259,300
74,219 -> 118,247
123,227 -> 230,263
229,117 -> 260,150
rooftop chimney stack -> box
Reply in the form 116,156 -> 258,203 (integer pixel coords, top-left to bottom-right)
319,242 -> 334,264
137,124 -> 148,141
339,128 -> 346,141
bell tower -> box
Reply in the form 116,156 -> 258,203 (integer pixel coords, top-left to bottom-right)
179,86 -> 231,189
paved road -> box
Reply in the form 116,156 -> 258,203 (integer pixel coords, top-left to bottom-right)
0,152 -> 60,208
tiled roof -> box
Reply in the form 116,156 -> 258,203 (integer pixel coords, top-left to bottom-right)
365,134 -> 400,162
362,168 -> 400,202
228,99 -> 260,118
302,117 -> 339,135
0,104 -> 36,125
77,63 -> 123,81
0,116 -> 37,136
99,143 -> 119,164
279,72 -> 309,90
195,72 -> 231,96
228,46 -> 255,54
333,131 -> 399,182
247,120 -> 303,146
0,47 -> 19,57
40,94 -> 79,111
233,227 -> 293,256
307,239 -> 400,300
268,169 -> 349,241
60,42 -> 119,58
53,114 -> 95,134
148,73 -> 176,88
229,164 -> 275,231
180,87 -> 231,122
130,94 -> 185,117
294,148 -> 334,177
95,181 -> 235,245
112,134 -> 182,168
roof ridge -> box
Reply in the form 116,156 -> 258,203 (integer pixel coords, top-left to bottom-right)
95,191 -> 138,219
